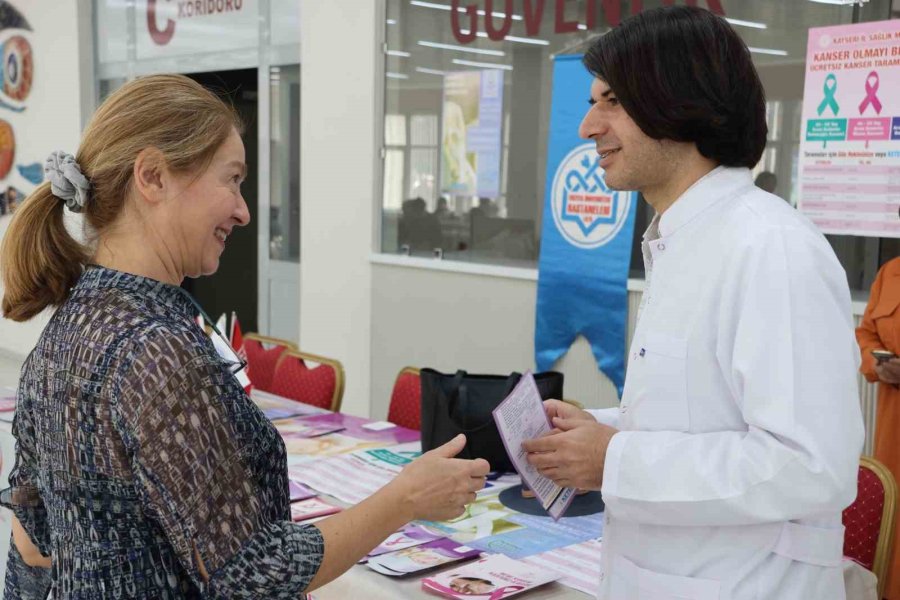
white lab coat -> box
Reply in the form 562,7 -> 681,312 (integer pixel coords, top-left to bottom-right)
588,167 -> 864,600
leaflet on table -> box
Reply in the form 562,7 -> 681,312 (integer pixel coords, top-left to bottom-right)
281,432 -> 389,463
288,478 -> 317,502
289,452 -> 400,504
467,512 -> 602,559
421,493 -> 525,545
353,442 -> 422,473
290,497 -> 341,522
294,413 -> 420,444
421,553 -> 558,599
251,389 -> 328,419
520,538 -> 602,596
492,372 -> 575,520
363,523 -> 445,560
366,538 -> 481,576
280,421 -> 346,439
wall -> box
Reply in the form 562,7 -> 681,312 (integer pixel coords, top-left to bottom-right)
299,0 -> 379,417
0,0 -> 91,361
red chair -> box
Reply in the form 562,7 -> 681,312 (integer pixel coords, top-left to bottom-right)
270,349 -> 344,412
842,456 -> 897,599
387,367 -> 421,430
243,334 -> 296,392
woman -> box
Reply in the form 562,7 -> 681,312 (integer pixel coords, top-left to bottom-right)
0,74 -> 489,599
857,254 -> 900,600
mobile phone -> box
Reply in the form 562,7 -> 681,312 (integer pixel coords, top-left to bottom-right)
872,350 -> 897,363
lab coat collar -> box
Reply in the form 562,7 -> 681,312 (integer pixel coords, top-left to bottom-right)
655,166 -> 754,239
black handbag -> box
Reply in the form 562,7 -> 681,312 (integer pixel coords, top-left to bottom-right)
419,368 -> 564,473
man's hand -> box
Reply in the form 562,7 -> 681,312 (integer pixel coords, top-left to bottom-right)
875,358 -> 900,385
542,399 -> 596,423
522,416 -> 618,491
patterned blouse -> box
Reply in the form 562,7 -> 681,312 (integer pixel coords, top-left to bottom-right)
1,265 -> 324,599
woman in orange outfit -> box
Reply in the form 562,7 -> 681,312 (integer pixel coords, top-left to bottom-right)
857,254 -> 900,599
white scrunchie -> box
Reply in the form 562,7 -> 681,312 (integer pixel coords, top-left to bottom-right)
44,150 -> 91,213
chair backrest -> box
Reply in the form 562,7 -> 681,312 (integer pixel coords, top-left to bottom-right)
270,349 -> 344,412
243,333 -> 296,392
842,455 -> 897,598
387,367 -> 421,430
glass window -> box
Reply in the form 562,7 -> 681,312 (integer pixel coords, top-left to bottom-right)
380,0 -> 895,287
269,65 -> 300,262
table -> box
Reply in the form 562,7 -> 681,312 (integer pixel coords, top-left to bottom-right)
0,386 -> 878,600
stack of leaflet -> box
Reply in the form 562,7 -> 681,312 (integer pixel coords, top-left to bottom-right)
366,539 -> 481,577
360,523 -> 444,563
422,554 -> 558,599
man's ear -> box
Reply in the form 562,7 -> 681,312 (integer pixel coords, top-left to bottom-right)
132,147 -> 169,205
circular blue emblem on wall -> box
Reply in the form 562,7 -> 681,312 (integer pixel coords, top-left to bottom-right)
551,143 -> 632,249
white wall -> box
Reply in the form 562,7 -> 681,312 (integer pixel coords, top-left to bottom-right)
299,0 -> 379,417
0,0 -> 91,361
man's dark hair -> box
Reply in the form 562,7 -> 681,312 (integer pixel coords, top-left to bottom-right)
583,6 -> 767,168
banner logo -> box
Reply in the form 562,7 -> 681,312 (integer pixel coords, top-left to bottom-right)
551,143 -> 632,249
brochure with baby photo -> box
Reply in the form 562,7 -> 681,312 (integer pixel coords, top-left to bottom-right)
492,372 -> 576,520
290,497 -> 341,522
366,538 -> 481,577
364,523 -> 445,560
422,554 -> 558,599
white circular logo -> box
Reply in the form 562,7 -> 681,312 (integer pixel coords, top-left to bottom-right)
551,143 -> 632,249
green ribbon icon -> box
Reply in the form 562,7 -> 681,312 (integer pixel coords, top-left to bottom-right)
817,73 -> 840,116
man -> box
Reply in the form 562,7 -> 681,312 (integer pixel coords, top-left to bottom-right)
523,7 -> 863,600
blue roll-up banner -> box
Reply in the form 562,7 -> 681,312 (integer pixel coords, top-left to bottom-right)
535,54 -> 638,398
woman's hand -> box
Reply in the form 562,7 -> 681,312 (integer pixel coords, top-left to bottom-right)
875,358 -> 900,385
391,434 -> 490,522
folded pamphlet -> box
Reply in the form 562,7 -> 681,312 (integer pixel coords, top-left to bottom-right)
492,372 -> 576,520
366,538 -> 481,576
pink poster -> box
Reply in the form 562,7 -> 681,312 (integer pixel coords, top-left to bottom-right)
799,20 -> 900,238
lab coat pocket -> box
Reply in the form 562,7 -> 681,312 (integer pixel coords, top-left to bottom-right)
611,555 -> 722,600
626,332 -> 689,432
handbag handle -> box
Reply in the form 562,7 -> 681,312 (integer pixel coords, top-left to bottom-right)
455,371 -> 522,433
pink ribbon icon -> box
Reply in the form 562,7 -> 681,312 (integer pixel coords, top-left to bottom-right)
858,71 -> 882,115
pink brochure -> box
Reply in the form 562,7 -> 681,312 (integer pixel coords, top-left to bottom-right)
422,554 -> 558,599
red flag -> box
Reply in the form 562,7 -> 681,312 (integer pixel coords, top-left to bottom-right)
230,312 -> 252,393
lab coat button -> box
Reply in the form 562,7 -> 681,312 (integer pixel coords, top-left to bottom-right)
657,242 -> 666,251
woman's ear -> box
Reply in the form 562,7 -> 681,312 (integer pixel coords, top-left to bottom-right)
132,147 -> 169,205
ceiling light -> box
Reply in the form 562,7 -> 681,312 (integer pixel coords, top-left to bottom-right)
410,0 -> 523,20
808,0 -> 868,5
724,17 -> 767,29
386,50 -> 411,57
418,40 -> 505,56
459,29 -> 550,45
748,46 -> 788,56
386,72 -> 409,79
452,58 -> 514,71
416,67 -> 447,76
386,18 -> 397,25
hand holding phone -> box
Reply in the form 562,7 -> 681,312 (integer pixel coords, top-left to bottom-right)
872,349 -> 897,364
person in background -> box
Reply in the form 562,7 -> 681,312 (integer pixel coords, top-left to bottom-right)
856,251 -> 900,600
523,7 -> 862,600
754,170 -> 777,194
0,74 -> 489,600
